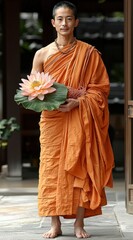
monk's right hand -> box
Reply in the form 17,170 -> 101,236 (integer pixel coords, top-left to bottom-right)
58,98 -> 79,112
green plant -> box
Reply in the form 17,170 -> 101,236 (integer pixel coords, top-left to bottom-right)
0,117 -> 20,148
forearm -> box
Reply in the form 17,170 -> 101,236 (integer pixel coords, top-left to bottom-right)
67,86 -> 86,99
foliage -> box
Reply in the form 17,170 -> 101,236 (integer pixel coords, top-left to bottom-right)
0,117 -> 20,148
20,13 -> 43,52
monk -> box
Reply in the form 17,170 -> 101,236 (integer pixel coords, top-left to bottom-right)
31,1 -> 114,238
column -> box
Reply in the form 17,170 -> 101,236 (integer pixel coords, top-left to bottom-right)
3,0 -> 21,178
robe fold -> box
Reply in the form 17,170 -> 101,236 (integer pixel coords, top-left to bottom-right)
38,40 -> 114,218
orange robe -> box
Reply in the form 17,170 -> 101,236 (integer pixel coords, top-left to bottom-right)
38,40 -> 114,218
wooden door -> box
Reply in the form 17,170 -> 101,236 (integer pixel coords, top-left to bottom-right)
125,0 -> 133,214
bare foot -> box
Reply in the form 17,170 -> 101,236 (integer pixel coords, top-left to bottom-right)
74,207 -> 91,238
43,226 -> 62,238
74,226 -> 90,238
43,216 -> 62,239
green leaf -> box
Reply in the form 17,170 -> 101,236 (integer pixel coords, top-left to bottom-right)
0,117 -> 20,140
14,82 -> 68,112
0,119 -> 8,129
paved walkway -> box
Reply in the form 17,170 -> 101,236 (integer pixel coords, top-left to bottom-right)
0,176 -> 133,240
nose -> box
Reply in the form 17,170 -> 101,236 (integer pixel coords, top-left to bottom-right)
62,18 -> 67,26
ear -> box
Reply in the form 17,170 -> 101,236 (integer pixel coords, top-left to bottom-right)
51,19 -> 55,27
75,19 -> 79,28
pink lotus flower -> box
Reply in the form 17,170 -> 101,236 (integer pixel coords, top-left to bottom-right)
19,71 -> 56,101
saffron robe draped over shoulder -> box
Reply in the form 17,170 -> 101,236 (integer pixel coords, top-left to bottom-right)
38,40 -> 114,218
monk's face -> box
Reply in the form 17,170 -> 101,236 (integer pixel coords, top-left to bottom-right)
51,7 -> 79,37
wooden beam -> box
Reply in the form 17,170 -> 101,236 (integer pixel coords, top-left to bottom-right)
20,0 -> 123,13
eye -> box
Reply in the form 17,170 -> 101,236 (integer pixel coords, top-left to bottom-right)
57,18 -> 62,21
67,17 -> 73,21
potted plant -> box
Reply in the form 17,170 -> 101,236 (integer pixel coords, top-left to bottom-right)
0,117 -> 20,172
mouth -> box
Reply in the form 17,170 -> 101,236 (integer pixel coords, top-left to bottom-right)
60,28 -> 69,31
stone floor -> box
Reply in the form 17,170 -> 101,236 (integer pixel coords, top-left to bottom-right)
0,171 -> 133,240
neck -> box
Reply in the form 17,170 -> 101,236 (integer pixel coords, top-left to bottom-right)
55,36 -> 75,46
54,37 -> 77,54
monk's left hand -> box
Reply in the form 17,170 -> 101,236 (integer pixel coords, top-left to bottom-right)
58,98 -> 79,112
